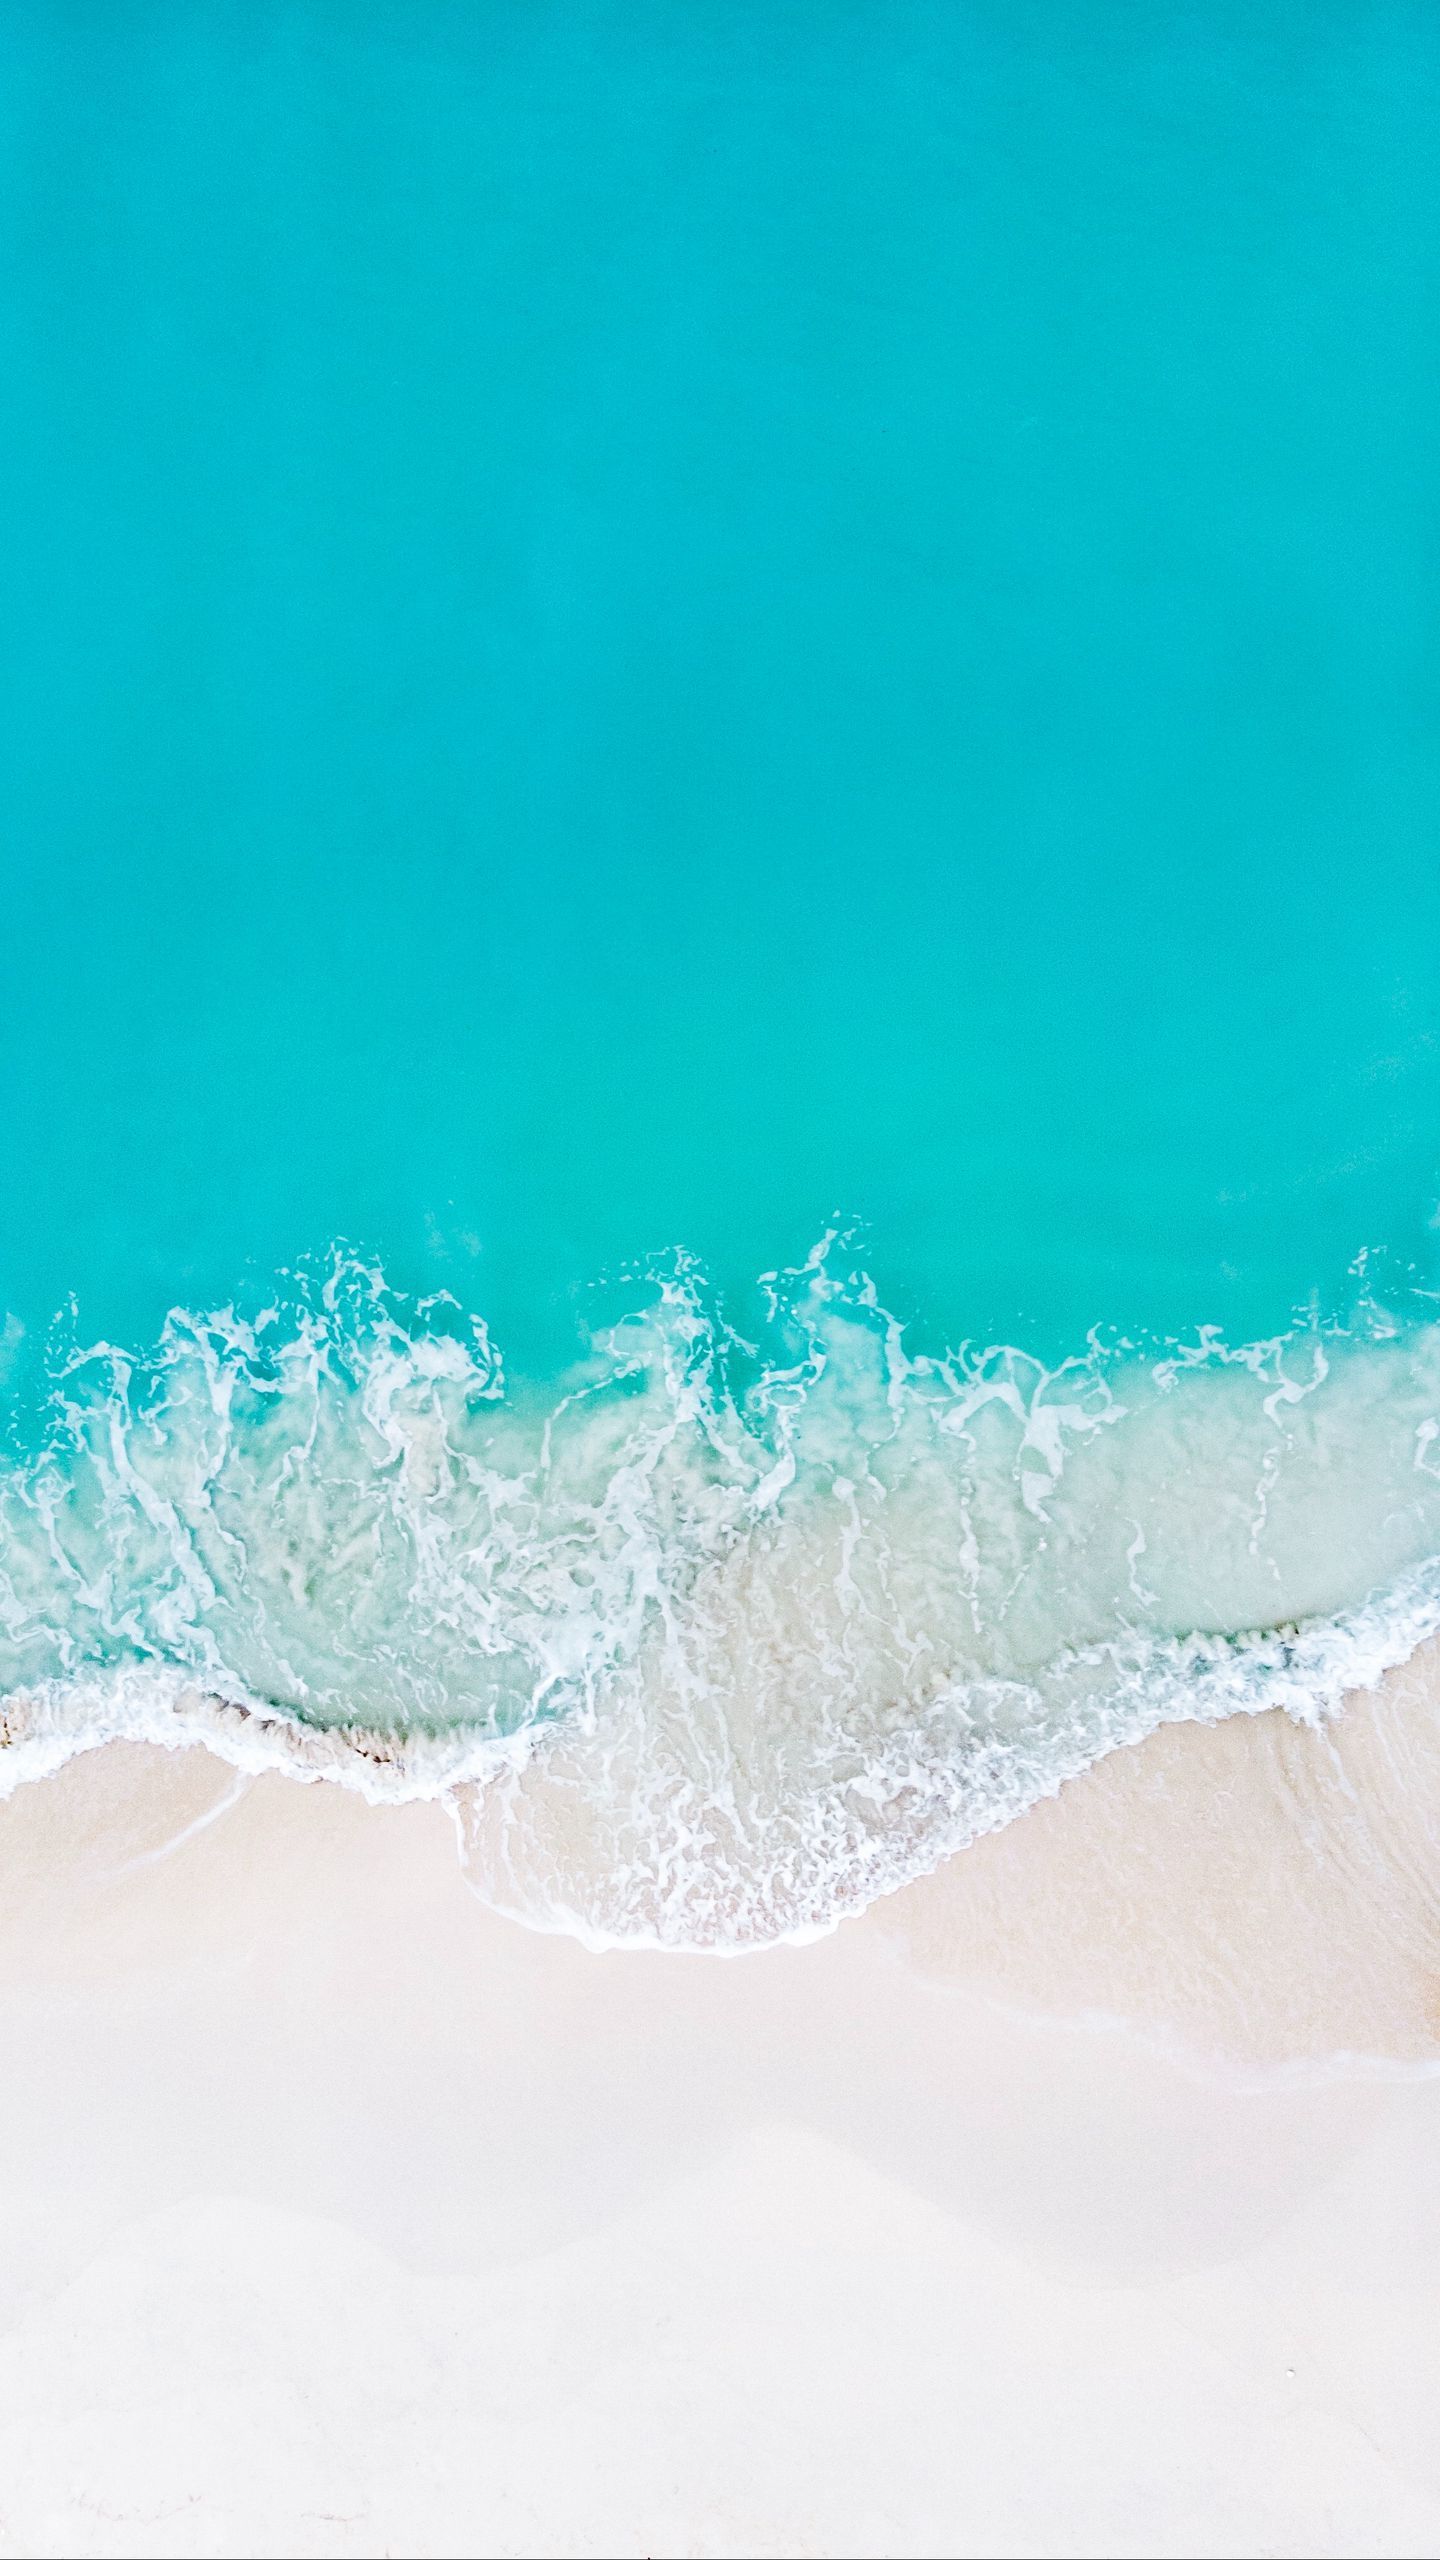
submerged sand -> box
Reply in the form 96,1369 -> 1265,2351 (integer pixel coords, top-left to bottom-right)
0,1648 -> 1437,2557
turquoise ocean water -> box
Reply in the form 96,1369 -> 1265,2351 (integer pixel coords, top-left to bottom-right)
2,4 -> 1438,1942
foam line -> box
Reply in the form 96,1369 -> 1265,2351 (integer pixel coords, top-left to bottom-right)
2,1241 -> 1439,1946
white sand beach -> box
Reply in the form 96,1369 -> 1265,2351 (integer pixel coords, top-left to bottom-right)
0,1651 -> 1438,2559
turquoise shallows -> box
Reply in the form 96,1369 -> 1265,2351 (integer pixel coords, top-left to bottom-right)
1,1 -> 1437,1376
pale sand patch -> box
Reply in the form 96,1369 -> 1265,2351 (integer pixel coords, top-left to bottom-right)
0,1649 -> 1436,2557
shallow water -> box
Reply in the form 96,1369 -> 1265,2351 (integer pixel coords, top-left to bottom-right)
1,3 -> 1437,1942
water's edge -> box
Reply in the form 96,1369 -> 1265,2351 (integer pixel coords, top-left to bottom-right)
2,1563 -> 1437,1955
5,1246 -> 1440,1949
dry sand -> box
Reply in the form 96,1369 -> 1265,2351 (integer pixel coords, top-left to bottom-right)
0,1649 -> 1437,2557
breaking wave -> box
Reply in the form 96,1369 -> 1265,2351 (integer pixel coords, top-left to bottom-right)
3,1239 -> 1440,1947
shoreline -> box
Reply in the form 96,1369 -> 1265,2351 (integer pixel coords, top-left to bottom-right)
4,1570 -> 1440,1971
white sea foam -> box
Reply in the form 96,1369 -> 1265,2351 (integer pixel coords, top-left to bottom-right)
2,1242 -> 1440,1946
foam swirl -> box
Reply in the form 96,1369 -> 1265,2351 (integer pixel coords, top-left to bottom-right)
3,1241 -> 1440,1945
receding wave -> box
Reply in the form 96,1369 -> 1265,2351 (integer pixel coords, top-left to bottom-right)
3,1240 -> 1440,1947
